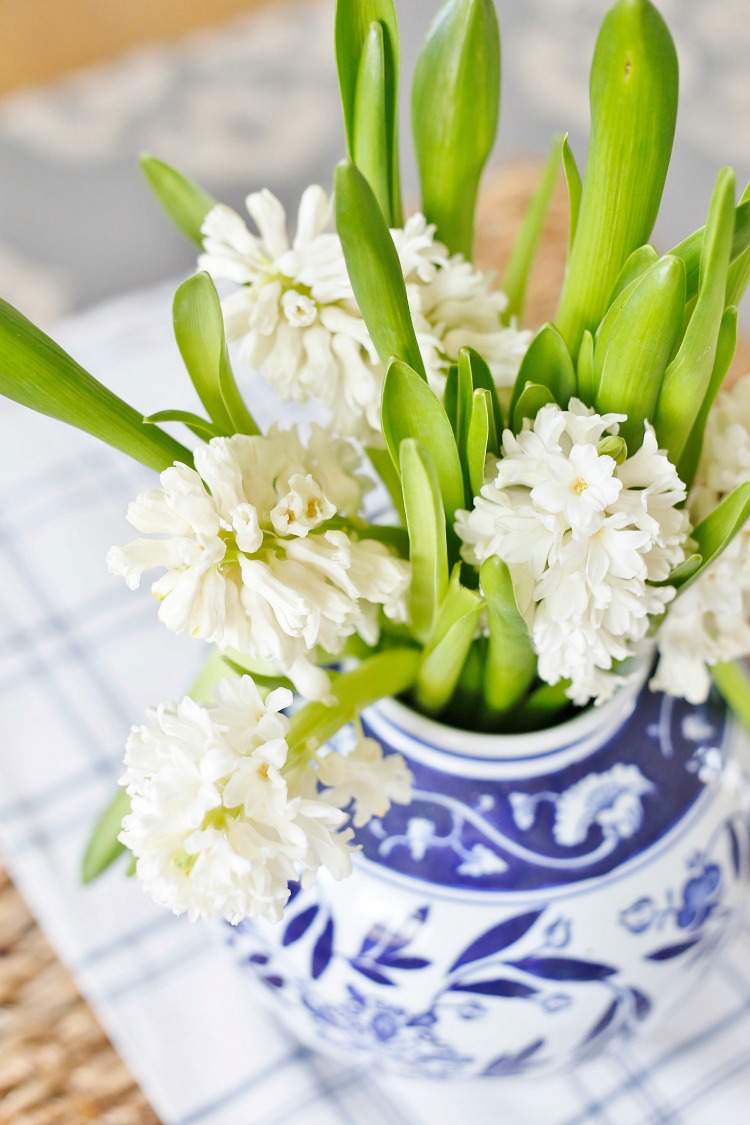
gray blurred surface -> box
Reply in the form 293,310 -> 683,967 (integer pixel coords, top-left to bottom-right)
0,0 -> 747,327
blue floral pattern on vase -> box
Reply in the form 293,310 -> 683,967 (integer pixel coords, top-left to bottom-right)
227,682 -> 750,1078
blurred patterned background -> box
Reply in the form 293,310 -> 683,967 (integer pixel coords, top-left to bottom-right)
0,0 -> 748,325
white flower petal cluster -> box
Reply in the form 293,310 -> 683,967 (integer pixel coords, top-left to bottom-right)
653,373 -> 750,703
199,187 -> 530,441
107,426 -> 410,697
119,676 -> 354,924
456,400 -> 689,705
318,734 -> 413,828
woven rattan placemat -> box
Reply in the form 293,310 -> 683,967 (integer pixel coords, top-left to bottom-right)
1,162 -> 747,1125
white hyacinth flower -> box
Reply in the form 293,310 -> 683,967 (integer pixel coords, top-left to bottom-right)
107,426 -> 410,698
653,373 -> 750,703
456,400 -> 689,706
119,676 -> 355,924
318,734 -> 413,828
199,187 -> 530,442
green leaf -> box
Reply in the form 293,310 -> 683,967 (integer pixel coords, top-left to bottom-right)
0,298 -> 191,472
367,444 -> 406,523
481,556 -> 537,713
459,346 -> 503,437
677,305 -> 738,490
596,254 -> 686,449
576,329 -> 596,407
444,364 -> 459,434
509,323 -> 576,421
382,359 -> 464,523
173,273 -> 260,436
140,154 -> 216,246
726,180 -> 750,307
502,136 -> 561,324
145,409 -> 225,441
352,22 -> 392,222
455,347 -> 475,464
555,0 -> 679,353
673,481 -> 750,595
82,787 -> 129,884
669,196 -> 750,304
516,680 -> 572,726
400,439 -> 449,643
335,160 -> 425,378
414,568 -> 482,714
561,133 -> 582,256
412,0 -> 500,258
655,168 -> 735,464
513,382 -> 556,433
335,0 -> 401,225
608,244 -> 659,304
711,661 -> 750,732
467,389 -> 495,497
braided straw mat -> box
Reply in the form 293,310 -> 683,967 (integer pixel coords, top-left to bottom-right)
0,163 -> 748,1125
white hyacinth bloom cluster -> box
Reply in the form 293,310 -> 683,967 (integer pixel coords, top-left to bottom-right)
318,734 -> 413,828
107,426 -> 410,699
653,374 -> 750,703
120,677 -> 411,924
456,400 -> 689,705
198,187 -> 530,441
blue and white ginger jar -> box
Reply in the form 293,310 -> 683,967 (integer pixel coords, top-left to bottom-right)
228,665 -> 750,1078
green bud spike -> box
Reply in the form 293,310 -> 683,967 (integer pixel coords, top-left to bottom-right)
412,0 -> 500,258
596,254 -> 686,449
555,0 -> 678,353
655,168 -> 735,465
335,0 -> 402,225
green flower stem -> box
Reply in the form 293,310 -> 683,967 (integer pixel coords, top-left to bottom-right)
287,647 -> 420,762
711,661 -> 750,731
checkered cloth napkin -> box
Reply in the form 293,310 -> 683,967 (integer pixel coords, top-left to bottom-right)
2,283 -> 750,1125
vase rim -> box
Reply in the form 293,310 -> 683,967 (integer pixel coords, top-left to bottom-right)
367,659 -> 652,765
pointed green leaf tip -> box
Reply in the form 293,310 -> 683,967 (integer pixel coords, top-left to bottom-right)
0,298 -> 191,472
555,0 -> 678,353
335,160 -> 425,379
412,0 -> 500,258
382,359 -> 464,524
140,154 -> 215,246
336,0 -> 401,225
173,272 -> 259,436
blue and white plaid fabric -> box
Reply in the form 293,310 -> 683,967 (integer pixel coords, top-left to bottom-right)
2,284 -> 750,1124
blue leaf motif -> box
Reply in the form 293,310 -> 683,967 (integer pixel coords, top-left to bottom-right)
631,988 -> 651,1020
263,975 -> 284,989
482,1038 -> 545,1076
351,960 -> 395,987
282,905 -> 319,947
727,823 -> 742,878
381,956 -> 431,971
449,910 -> 544,972
449,978 -> 538,999
311,917 -> 335,980
508,956 -> 616,981
582,998 -> 619,1045
646,938 -> 701,962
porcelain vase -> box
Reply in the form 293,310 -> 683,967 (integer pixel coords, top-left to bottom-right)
228,665 -> 750,1078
